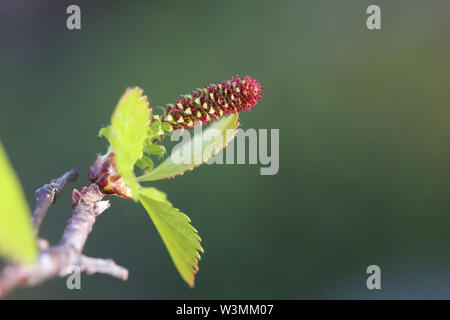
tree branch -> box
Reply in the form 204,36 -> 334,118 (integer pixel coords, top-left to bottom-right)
78,256 -> 128,280
0,172 -> 128,299
32,169 -> 79,233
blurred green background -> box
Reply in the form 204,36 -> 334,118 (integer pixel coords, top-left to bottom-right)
1,0 -> 450,299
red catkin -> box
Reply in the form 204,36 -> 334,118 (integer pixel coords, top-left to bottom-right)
160,75 -> 263,130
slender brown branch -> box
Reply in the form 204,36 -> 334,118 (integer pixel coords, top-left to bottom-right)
79,256 -> 128,280
0,172 -> 128,299
32,169 -> 79,233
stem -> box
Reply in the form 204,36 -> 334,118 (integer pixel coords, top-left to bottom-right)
32,169 -> 79,234
0,171 -> 128,299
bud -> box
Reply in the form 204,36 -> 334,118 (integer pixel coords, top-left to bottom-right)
88,152 -> 132,199
160,75 -> 263,130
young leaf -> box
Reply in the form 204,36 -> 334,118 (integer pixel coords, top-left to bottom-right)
0,141 -> 37,263
138,188 -> 203,287
99,87 -> 151,198
138,114 -> 239,181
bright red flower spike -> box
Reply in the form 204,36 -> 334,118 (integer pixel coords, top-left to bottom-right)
160,75 -> 263,130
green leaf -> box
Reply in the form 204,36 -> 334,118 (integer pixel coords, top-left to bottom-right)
138,188 -> 203,287
138,114 -> 239,181
100,87 -> 151,198
0,141 -> 37,263
136,156 -> 154,171
143,144 -> 166,157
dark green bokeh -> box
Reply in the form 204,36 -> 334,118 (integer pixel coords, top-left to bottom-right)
1,0 -> 450,299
